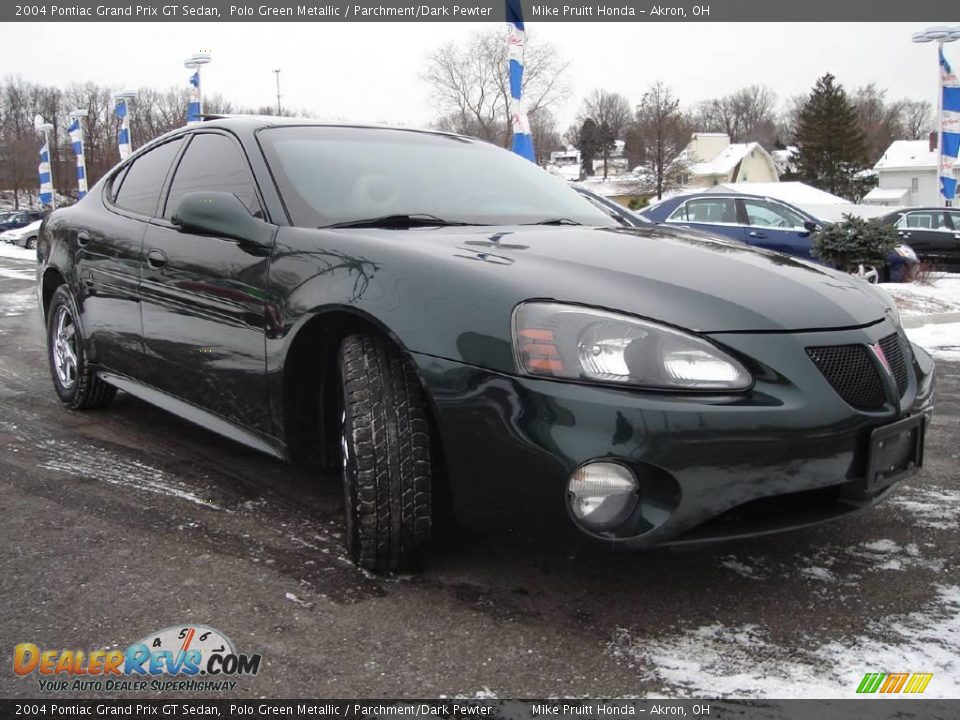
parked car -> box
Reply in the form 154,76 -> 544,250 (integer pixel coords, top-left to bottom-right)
0,209 -> 46,233
880,207 -> 960,272
1,219 -> 42,249
38,118 -> 934,571
640,192 -> 919,283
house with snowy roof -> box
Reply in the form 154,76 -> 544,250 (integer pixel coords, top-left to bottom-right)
677,133 -> 780,188
862,138 -> 959,207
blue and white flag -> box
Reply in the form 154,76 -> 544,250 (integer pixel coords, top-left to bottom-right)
38,138 -> 54,207
506,0 -> 535,162
68,117 -> 88,200
187,71 -> 201,124
940,46 -> 959,202
116,98 -> 132,160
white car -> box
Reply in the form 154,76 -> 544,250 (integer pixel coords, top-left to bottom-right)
1,219 -> 42,249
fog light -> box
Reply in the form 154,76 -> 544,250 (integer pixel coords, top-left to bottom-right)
568,462 -> 638,529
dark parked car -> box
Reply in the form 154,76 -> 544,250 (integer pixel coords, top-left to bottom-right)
880,207 -> 960,272
38,118 -> 935,571
0,209 -> 46,233
640,192 -> 919,282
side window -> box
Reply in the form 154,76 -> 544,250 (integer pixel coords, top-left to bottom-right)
742,199 -> 806,229
668,198 -> 738,224
113,138 -> 185,217
948,211 -> 960,229
164,133 -> 262,219
904,211 -> 947,230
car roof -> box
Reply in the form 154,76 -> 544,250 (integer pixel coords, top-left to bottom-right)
188,114 -> 474,141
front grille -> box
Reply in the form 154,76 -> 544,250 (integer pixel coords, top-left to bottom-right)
806,344 -> 886,409
878,333 -> 909,398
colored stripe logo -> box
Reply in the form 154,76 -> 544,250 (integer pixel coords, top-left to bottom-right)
857,672 -> 933,694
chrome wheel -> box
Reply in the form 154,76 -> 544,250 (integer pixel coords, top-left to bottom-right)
853,264 -> 880,284
52,305 -> 78,390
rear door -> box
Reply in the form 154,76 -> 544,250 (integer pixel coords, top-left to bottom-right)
78,136 -> 186,377
139,130 -> 273,434
944,210 -> 960,271
896,210 -> 953,268
739,198 -> 815,260
664,197 -> 746,241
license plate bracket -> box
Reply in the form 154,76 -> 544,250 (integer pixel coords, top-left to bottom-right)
865,414 -> 924,492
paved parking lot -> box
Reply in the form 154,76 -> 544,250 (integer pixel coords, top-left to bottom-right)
1,249 -> 958,699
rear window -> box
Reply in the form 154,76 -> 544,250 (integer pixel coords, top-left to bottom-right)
112,138 -> 185,217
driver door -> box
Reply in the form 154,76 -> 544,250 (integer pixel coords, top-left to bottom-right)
739,198 -> 815,259
139,131 -> 274,434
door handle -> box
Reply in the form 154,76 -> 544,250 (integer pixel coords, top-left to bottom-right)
899,231 -> 911,239
748,231 -> 767,239
77,231 -> 90,246
146,249 -> 168,269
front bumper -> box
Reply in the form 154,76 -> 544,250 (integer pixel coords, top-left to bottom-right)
413,320 -> 935,549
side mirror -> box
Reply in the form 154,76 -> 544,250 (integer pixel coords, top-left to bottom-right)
171,191 -> 274,248
803,220 -> 819,233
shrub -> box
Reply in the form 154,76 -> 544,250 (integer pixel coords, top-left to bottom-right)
811,214 -> 899,271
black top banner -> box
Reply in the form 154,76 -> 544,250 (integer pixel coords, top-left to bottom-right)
3,0 -> 959,22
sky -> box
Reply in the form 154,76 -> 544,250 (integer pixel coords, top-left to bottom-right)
5,22 -> 953,130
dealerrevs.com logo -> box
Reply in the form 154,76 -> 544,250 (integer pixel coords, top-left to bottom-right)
14,625 -> 262,693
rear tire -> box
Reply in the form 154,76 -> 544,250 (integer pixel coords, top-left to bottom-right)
338,333 -> 433,572
25,236 -> 36,250
47,285 -> 116,410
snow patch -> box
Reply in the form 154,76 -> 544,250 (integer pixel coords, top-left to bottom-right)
609,585 -> 960,698
0,243 -> 36,261
905,321 -> 960,361
888,486 -> 960,531
37,440 -> 221,509
1,289 -> 37,317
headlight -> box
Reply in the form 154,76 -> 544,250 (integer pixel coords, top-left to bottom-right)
894,244 -> 917,260
513,302 -> 752,391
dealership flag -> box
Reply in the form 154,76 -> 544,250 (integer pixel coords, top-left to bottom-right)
68,118 -> 88,200
38,138 -> 54,206
187,71 -> 201,124
116,98 -> 132,160
506,0 -> 535,162
940,46 -> 959,202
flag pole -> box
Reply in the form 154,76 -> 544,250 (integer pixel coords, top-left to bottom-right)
506,0 -> 535,162
68,110 -> 88,200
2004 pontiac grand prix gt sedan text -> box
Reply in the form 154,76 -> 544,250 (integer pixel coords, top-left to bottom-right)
37,118 -> 936,571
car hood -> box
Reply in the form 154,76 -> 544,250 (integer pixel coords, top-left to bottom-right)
356,224 -> 891,333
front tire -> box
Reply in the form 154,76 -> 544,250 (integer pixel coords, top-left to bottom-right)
46,285 -> 116,410
338,333 -> 433,572
25,236 -> 37,250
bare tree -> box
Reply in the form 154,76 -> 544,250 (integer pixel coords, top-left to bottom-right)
423,28 -> 570,149
634,82 -> 691,199
577,89 -> 631,178
897,99 -> 932,141
693,85 -> 778,148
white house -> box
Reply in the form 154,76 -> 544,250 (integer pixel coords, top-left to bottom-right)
863,139 -> 959,206
678,133 -> 780,188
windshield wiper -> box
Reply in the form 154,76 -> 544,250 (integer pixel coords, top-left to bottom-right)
320,213 -> 477,230
524,218 -> 583,226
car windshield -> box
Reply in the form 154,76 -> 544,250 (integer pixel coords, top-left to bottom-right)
258,126 -> 615,229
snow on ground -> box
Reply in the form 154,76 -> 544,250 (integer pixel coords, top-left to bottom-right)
881,273 -> 960,317
888,485 -> 960,531
609,585 -> 960,698
0,243 -> 36,261
905,322 -> 960,361
626,485 -> 960,698
37,439 -> 221,509
1,289 -> 36,317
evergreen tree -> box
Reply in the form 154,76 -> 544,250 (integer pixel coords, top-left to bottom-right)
794,74 -> 869,200
575,118 -> 602,178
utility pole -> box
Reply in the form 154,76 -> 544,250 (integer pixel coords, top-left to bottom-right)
273,69 -> 282,116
